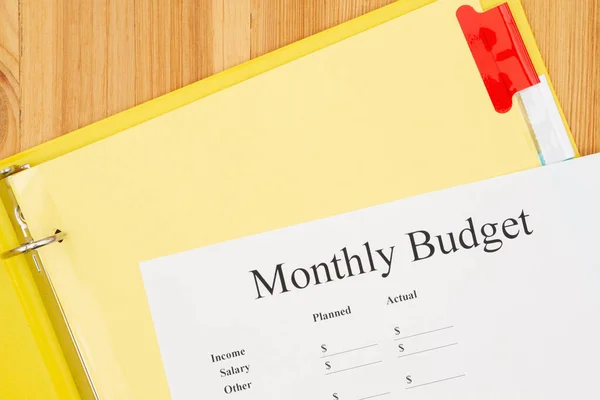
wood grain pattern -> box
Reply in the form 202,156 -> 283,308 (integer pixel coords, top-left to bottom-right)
522,0 -> 599,155
0,0 -> 19,156
1,0 -> 598,159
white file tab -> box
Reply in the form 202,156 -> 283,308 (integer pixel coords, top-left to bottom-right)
141,155 -> 600,400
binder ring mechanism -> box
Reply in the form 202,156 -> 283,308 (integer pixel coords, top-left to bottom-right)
0,164 -> 30,178
1,164 -> 67,259
2,230 -> 66,259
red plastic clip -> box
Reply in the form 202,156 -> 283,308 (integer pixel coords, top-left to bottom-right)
457,3 -> 540,113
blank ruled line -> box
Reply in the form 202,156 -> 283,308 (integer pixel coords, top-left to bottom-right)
405,374 -> 466,390
398,342 -> 458,358
321,344 -> 379,359
357,392 -> 391,400
394,326 -> 454,341
325,361 -> 382,376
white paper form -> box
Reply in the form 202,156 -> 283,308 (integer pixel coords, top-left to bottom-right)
141,154 -> 600,400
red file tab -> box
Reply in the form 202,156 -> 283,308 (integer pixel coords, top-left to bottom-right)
457,3 -> 539,113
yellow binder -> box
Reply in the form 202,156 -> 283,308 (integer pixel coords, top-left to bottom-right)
0,0 -> 578,398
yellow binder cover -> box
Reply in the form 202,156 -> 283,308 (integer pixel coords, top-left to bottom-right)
0,0 -> 577,398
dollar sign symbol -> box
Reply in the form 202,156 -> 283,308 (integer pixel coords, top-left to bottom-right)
332,393 -> 339,400
394,327 -> 401,335
321,344 -> 327,353
398,344 -> 405,353
406,375 -> 412,385
325,361 -> 331,370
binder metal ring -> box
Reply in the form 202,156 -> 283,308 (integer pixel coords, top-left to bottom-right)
2,231 -> 66,259
0,164 -> 30,179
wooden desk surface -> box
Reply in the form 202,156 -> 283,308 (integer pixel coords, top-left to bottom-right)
0,0 -> 598,159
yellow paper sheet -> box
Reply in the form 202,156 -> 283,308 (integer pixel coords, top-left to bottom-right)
1,0 -> 572,398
